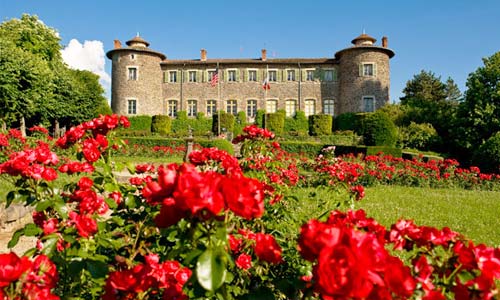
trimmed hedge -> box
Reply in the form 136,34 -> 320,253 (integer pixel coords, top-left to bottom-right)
279,141 -> 324,157
212,111 -> 235,135
197,138 -> 235,155
284,111 -> 309,136
122,137 -> 234,155
128,115 -> 152,131
151,115 -> 171,135
309,114 -> 333,136
360,111 -> 398,147
264,113 -> 285,135
334,145 -> 402,158
334,113 -> 357,131
255,109 -> 265,127
233,111 -> 247,136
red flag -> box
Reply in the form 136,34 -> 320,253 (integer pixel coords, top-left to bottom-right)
210,68 -> 219,87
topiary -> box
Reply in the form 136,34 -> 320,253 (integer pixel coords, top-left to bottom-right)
334,112 -> 357,131
473,131 -> 500,174
309,114 -> 332,136
151,115 -> 171,135
361,111 -> 398,147
255,109 -> 265,127
264,113 -> 284,135
212,111 -> 235,135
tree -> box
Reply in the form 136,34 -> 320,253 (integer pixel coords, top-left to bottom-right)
455,51 -> 500,155
400,70 -> 447,106
0,14 -> 111,128
444,77 -> 462,102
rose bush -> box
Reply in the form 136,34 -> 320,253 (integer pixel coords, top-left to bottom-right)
0,119 -> 499,299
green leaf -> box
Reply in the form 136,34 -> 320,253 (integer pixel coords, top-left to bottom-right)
36,200 -> 52,211
104,183 -> 118,193
24,223 -> 43,236
53,200 -> 68,219
125,194 -> 136,208
8,228 -> 24,248
105,197 -> 118,209
184,248 -> 203,264
41,234 -> 58,256
86,260 -> 109,278
196,248 -> 227,291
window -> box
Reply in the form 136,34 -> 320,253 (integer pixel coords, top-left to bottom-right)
363,96 -> 375,112
127,99 -> 137,115
306,70 -> 314,81
248,70 -> 257,81
128,67 -> 137,80
187,100 -> 197,117
227,70 -> 237,82
167,100 -> 178,117
131,54 -> 135,60
188,71 -> 197,82
360,63 -> 376,77
226,100 -> 237,115
323,99 -> 335,115
207,70 -> 217,81
247,100 -> 257,118
169,71 -> 177,83
268,70 -> 277,82
206,100 -> 217,117
304,99 -> 315,117
323,69 -> 335,82
285,100 -> 297,117
287,70 -> 295,81
266,100 -> 277,113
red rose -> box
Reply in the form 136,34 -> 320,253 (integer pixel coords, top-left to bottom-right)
41,167 -> 58,181
0,252 -> 31,287
69,212 -> 97,238
235,253 -> 252,270
222,176 -> 264,219
82,138 -> 101,162
78,177 -> 93,190
254,233 -> 282,264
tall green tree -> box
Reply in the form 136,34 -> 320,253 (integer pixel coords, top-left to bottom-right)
0,14 -> 111,128
455,51 -> 500,155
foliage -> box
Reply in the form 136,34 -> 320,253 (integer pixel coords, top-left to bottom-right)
360,111 -> 398,147
454,51 -> 500,156
254,109 -> 265,127
284,111 -> 308,136
334,112 -> 357,131
125,115 -> 152,131
263,113 -> 284,135
151,115 -> 172,135
278,141 -> 323,158
197,138 -> 235,155
399,122 -> 441,150
473,131 -> 500,174
212,111 -> 235,136
0,14 -> 109,128
308,114 -> 332,136
233,111 -> 247,136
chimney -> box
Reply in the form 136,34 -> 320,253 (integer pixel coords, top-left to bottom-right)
114,40 -> 122,49
261,49 -> 267,61
382,36 -> 388,48
200,49 -> 207,61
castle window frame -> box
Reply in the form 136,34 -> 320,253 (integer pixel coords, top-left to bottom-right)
247,69 -> 257,82
227,69 -> 237,82
268,69 -> 278,82
127,98 -> 137,115
187,99 -> 198,117
362,96 -> 376,112
207,69 -> 217,83
266,99 -> 278,113
323,69 -> 336,82
287,69 -> 296,81
206,100 -> 217,117
188,70 -> 197,82
167,100 -> 178,117
169,70 -> 177,83
128,66 -> 138,81
246,99 -> 257,118
323,99 -> 335,116
226,100 -> 237,115
359,62 -> 377,77
285,99 -> 297,117
305,69 -> 315,81
304,99 -> 316,117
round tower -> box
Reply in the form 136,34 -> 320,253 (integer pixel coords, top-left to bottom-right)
336,33 -> 395,114
106,35 -> 166,116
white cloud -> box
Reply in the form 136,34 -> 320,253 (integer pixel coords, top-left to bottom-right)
61,39 -> 111,99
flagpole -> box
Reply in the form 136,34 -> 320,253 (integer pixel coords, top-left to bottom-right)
217,62 -> 221,136
264,64 -> 268,129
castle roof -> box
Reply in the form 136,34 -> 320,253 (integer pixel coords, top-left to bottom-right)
334,45 -> 395,59
161,57 -> 337,66
126,35 -> 150,47
351,33 -> 377,45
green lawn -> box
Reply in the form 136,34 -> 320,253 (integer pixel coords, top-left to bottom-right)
356,186 -> 500,246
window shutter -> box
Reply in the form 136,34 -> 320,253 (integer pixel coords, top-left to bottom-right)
243,69 -> 248,82
277,69 -> 282,82
373,64 -> 378,77
302,69 -> 307,82
236,69 -> 240,82
359,64 -> 363,77
198,70 -> 202,82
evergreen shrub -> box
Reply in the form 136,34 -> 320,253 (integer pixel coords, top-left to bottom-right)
360,111 -> 398,147
151,115 -> 171,135
284,111 -> 309,136
128,115 -> 152,131
473,131 -> 500,173
264,113 -> 285,135
309,114 -> 332,136
334,113 -> 357,131
212,111 -> 235,135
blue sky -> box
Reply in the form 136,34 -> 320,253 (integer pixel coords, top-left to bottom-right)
2,0 -> 500,102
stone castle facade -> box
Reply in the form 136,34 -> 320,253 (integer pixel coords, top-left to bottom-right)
106,33 -> 394,121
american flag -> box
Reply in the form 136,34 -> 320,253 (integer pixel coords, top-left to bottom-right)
210,68 -> 219,87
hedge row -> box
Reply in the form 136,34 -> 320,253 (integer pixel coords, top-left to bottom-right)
121,136 -> 234,155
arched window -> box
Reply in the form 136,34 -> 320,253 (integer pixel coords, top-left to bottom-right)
187,100 -> 197,117
323,99 -> 335,116
167,100 -> 178,117
304,99 -> 315,117
247,100 -> 257,118
285,100 -> 297,117
266,99 -> 277,113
